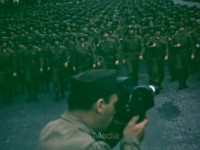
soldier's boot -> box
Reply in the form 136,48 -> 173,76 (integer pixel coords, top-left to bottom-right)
197,72 -> 200,81
60,82 -> 65,99
54,90 -> 60,101
61,93 -> 65,99
170,75 -> 177,82
45,81 -> 50,91
3,92 -> 12,103
178,78 -> 188,90
61,90 -> 65,99
33,90 -> 38,101
27,91 -> 33,102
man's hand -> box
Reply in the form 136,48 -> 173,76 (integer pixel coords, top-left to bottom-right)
150,43 -> 157,48
191,54 -> 195,60
13,72 -> 17,77
64,62 -> 68,68
93,63 -> 96,68
73,66 -> 76,71
164,55 -> 168,61
139,55 -> 143,60
115,60 -> 119,65
123,116 -> 148,142
174,43 -> 181,48
97,61 -> 101,66
40,68 -> 43,72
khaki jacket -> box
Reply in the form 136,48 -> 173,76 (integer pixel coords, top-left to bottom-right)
37,112 -> 140,150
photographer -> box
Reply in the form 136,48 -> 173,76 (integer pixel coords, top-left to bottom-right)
37,69 -> 148,150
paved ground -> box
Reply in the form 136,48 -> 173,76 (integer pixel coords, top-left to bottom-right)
0,61 -> 200,150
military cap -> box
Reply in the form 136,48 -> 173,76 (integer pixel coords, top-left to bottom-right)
0,31 -> 7,37
52,34 -> 61,41
13,35 -> 20,42
177,22 -> 185,28
26,36 -> 34,43
196,19 -> 200,25
1,37 -> 9,42
147,17 -> 153,21
169,25 -> 177,31
147,25 -> 155,31
62,32 -> 70,37
89,22 -> 96,28
125,25 -> 137,34
127,25 -> 137,30
69,69 -> 118,102
154,25 -> 161,32
78,33 -> 87,39
129,16 -> 136,20
101,28 -> 111,35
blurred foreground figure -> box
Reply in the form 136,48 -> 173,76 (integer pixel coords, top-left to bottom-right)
37,69 -> 148,150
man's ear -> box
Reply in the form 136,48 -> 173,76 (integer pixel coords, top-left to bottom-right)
95,98 -> 105,114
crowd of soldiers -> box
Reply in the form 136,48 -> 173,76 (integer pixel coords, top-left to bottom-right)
0,0 -> 200,103
183,0 -> 200,2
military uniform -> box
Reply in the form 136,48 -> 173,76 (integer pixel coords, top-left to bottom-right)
12,42 -> 26,94
166,25 -> 177,81
171,25 -> 195,89
121,25 -> 145,84
51,40 -> 70,101
37,112 -> 140,150
97,30 -> 120,69
0,38 -> 14,103
145,26 -> 168,88
62,32 -> 77,76
24,41 -> 40,101
190,26 -> 200,80
38,41 -> 52,92
73,34 -> 96,73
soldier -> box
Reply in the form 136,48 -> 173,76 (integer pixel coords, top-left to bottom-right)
37,35 -> 52,92
190,22 -> 200,80
144,26 -> 168,88
24,37 -> 40,102
166,25 -> 177,81
96,28 -> 120,69
72,33 -> 96,73
51,37 -> 71,101
0,37 -> 14,103
127,16 -> 142,36
121,25 -> 145,85
12,36 -> 26,94
88,23 -> 101,47
170,23 -> 195,90
62,32 -> 77,76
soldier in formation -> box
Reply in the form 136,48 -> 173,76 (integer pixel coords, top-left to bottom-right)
0,0 -> 200,103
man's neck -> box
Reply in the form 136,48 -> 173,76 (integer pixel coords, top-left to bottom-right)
69,110 -> 98,130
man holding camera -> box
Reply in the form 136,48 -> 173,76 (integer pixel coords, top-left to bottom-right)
37,69 -> 148,150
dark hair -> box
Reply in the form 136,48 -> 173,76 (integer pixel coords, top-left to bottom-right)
67,92 -> 112,111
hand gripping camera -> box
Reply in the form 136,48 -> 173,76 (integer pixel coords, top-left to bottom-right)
102,76 -> 159,147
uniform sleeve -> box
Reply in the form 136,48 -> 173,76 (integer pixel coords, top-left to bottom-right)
86,141 -> 112,150
139,36 -> 145,56
120,136 -> 140,150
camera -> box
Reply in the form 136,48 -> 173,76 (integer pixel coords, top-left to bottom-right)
101,76 -> 159,147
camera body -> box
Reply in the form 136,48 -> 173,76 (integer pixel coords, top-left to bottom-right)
101,76 -> 159,147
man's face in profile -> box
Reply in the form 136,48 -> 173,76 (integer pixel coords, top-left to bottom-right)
99,94 -> 118,130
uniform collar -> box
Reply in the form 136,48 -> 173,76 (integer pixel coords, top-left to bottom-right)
60,111 -> 95,135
